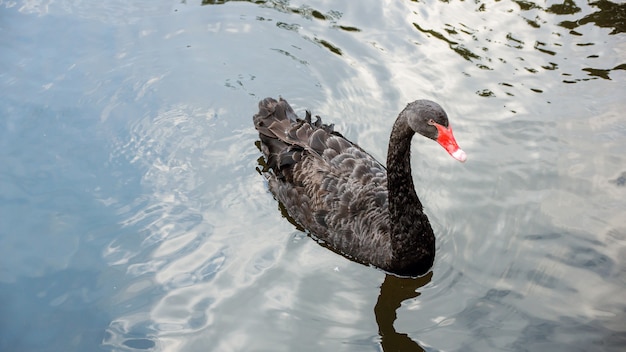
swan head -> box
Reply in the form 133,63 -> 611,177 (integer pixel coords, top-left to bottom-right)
405,100 -> 467,163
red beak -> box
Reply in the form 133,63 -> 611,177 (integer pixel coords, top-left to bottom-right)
433,122 -> 467,162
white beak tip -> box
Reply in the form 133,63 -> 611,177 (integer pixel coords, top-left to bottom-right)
452,149 -> 467,163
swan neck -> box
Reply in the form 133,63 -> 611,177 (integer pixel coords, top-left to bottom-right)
387,113 -> 420,212
386,113 -> 435,273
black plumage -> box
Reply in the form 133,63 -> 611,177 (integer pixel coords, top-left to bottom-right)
253,97 -> 466,276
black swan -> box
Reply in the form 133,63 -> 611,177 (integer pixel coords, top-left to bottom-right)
253,97 -> 466,276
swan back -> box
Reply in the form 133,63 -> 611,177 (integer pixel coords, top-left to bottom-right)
254,97 -> 395,267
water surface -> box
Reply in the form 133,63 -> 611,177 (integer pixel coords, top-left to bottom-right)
1,0 -> 625,351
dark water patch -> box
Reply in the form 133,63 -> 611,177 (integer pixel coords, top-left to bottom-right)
512,0 -> 542,11
512,315 -> 626,352
202,0 -> 346,25
558,0 -> 626,34
609,172 -> 626,186
476,89 -> 495,97
270,48 -> 308,65
542,62 -> 558,70
412,22 -> 481,62
123,338 -> 156,350
583,67 -> 611,79
523,17 -> 541,29
315,37 -> 343,56
577,63 -> 626,80
276,21 -> 301,32
505,34 -> 524,49
336,25 -> 361,32
484,288 -> 523,301
550,245 -> 614,277
547,0 -> 582,15
534,41 -> 556,56
526,269 -> 577,292
524,232 -> 562,241
449,288 -> 525,349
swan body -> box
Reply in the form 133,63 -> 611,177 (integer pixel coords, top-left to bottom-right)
253,97 -> 465,276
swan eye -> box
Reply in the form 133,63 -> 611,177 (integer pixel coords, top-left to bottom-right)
428,119 -> 435,125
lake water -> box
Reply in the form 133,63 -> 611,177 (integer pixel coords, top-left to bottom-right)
1,0 -> 625,351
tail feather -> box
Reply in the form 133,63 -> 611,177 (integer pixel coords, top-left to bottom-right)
253,97 -> 346,179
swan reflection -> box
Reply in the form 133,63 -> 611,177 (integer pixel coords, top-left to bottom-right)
375,272 -> 433,352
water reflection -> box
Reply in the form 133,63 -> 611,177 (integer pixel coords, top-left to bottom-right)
199,0 -> 626,86
557,0 -> 626,34
375,273 -> 433,352
201,0 -> 359,57
411,22 -> 482,63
